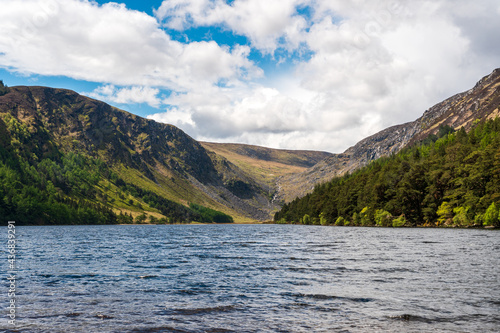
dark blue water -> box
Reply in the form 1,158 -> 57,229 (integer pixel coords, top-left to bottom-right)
2,225 -> 500,332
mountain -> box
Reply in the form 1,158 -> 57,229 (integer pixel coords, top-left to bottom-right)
0,84 -> 294,223
201,142 -> 332,176
201,141 -> 331,192
277,68 -> 500,202
274,117 -> 500,227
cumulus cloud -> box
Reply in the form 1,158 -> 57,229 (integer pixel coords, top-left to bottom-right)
155,0 -> 308,53
148,80 -> 376,152
0,0 -> 260,91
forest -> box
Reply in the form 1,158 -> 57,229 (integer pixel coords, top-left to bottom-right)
274,118 -> 500,228
0,116 -> 233,225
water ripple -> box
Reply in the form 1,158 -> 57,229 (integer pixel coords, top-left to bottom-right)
3,225 -> 499,333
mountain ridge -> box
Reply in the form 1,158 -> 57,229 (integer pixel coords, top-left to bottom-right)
276,68 -> 500,202
274,116 -> 500,227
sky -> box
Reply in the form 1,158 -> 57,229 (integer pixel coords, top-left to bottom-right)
0,0 -> 499,153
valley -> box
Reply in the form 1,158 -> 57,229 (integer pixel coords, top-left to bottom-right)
0,68 -> 499,225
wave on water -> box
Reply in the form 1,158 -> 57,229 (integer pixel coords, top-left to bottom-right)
389,314 -> 433,323
282,292 -> 374,303
157,305 -> 238,316
139,275 -> 159,279
24,312 -> 83,319
127,326 -> 234,333
388,313 -> 500,325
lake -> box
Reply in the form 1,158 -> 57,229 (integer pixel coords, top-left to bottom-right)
2,224 -> 499,332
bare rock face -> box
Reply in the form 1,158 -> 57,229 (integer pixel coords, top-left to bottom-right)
277,68 -> 500,203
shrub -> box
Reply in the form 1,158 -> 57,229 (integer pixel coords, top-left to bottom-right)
135,213 -> 147,224
452,206 -> 472,227
189,203 -> 234,223
437,201 -> 453,225
474,213 -> 484,226
374,209 -> 393,227
319,212 -> 329,225
392,215 -> 406,227
335,216 -> 346,226
117,213 -> 133,224
483,203 -> 499,227
351,212 -> 360,226
360,207 -> 374,226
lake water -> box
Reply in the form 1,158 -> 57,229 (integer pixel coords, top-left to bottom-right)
2,224 -> 500,332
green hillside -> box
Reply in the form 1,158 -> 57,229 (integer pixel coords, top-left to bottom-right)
274,118 -> 500,228
0,83 -> 236,225
201,142 -> 331,187
0,128 -> 233,225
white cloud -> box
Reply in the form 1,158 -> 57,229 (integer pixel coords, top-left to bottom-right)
0,0 -> 260,91
155,0 -> 308,53
151,86 -> 304,137
147,81 -> 371,152
443,0 -> 500,64
88,85 -> 162,108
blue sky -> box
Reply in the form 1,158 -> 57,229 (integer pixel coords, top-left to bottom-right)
1,0 -> 499,152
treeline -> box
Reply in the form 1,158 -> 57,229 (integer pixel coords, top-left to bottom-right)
119,183 -> 233,223
0,81 -> 9,96
0,137 -> 232,225
0,147 -> 118,225
275,118 -> 500,228
0,109 -> 119,224
190,203 -> 234,223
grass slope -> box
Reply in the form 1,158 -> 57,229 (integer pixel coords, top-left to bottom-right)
201,142 -> 332,187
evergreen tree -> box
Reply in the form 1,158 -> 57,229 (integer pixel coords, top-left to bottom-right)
274,118 -> 500,228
